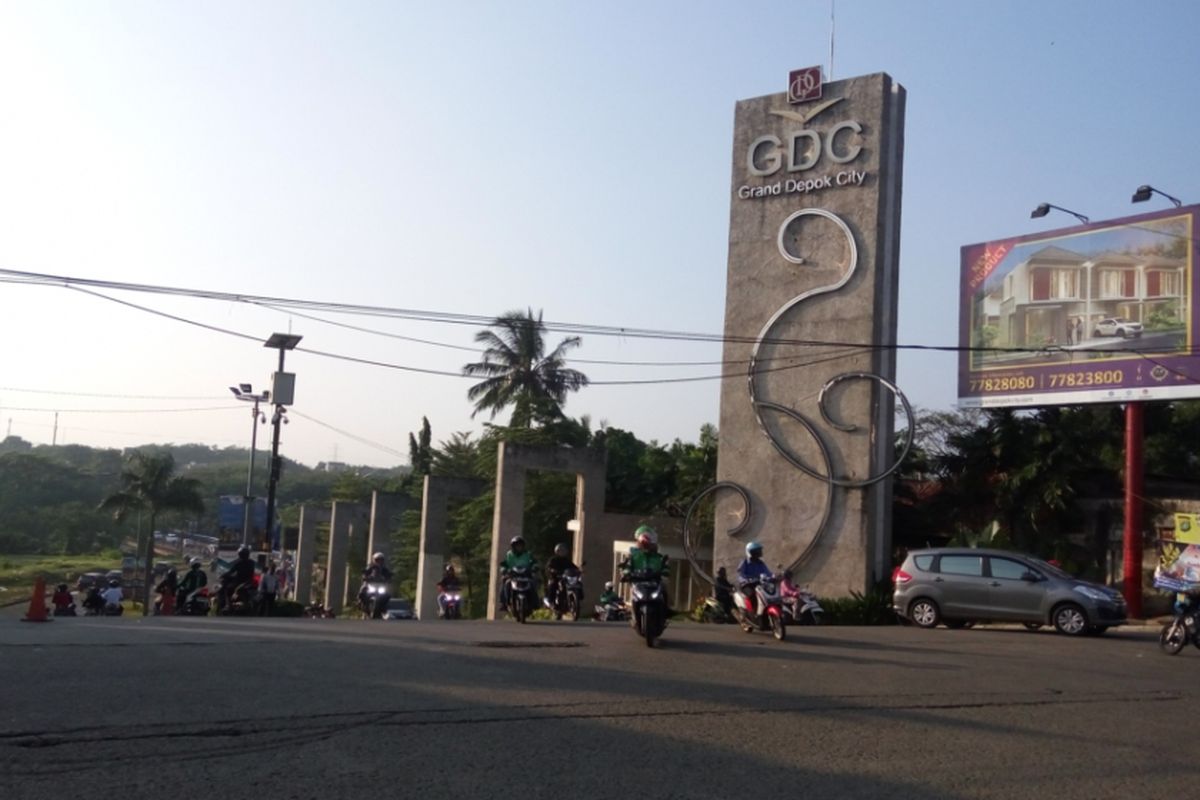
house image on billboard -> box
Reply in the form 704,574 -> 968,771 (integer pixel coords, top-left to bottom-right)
995,245 -> 1186,350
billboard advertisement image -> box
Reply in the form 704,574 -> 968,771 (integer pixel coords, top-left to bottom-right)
959,205 -> 1198,407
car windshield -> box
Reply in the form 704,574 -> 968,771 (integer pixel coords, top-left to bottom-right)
1028,557 -> 1072,580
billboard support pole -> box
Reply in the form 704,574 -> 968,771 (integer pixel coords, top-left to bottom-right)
1123,402 -> 1144,618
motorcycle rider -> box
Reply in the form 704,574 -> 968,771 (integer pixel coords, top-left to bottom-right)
177,558 -> 208,610
712,566 -> 735,617
437,564 -> 461,617
622,525 -> 670,577
220,544 -> 258,609
544,543 -> 581,616
499,536 -> 538,612
155,567 -> 179,615
52,583 -> 76,615
736,541 -> 773,613
598,581 -> 621,607
101,579 -> 124,615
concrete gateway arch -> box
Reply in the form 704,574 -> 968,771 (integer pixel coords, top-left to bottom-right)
485,442 -> 607,620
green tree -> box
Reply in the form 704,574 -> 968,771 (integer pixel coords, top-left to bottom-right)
408,417 -> 433,479
98,451 -> 205,613
463,308 -> 589,428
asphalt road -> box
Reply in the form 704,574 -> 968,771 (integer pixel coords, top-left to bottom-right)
1,617 -> 1196,799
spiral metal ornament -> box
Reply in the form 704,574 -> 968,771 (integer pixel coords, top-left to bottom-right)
690,206 -> 914,579
681,481 -> 750,587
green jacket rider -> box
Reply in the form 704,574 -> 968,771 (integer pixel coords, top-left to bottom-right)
622,525 -> 670,577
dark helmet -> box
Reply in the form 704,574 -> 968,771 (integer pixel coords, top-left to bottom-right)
783,569 -> 794,581
510,536 -> 526,552
189,558 -> 202,568
716,566 -> 727,577
237,544 -> 251,557
108,579 -> 120,587
57,583 -> 68,592
745,541 -> 763,559
554,543 -> 569,557
444,563 -> 457,575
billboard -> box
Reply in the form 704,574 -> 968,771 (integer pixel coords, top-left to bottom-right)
959,205 -> 1199,407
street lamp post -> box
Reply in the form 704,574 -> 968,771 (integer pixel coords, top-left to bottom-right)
230,384 -> 269,547
263,333 -> 302,557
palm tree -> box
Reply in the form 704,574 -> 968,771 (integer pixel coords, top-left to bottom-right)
463,308 -> 589,427
99,451 -> 205,615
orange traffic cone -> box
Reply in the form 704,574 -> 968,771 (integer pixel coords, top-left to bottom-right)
22,576 -> 52,623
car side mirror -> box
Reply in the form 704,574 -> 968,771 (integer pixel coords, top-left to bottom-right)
1020,571 -> 1041,582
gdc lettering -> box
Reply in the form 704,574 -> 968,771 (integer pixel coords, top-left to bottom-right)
746,120 -> 864,177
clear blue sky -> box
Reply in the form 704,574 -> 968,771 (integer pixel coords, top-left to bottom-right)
1,1 -> 1198,467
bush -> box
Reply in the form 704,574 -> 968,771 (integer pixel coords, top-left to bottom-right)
819,583 -> 897,625
273,600 -> 304,618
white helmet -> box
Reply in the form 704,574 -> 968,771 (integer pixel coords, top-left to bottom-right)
372,552 -> 386,564
604,581 -> 614,591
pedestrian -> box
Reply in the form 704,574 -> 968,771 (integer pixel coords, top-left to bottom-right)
258,563 -> 279,616
1075,318 -> 1083,343
1066,318 -> 1074,345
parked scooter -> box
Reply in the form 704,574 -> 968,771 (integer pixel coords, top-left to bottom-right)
698,595 -> 735,624
732,574 -> 787,641
504,565 -> 537,623
782,588 -> 824,626
304,602 -> 336,619
1160,592 -> 1200,655
624,567 -> 669,647
593,600 -> 628,622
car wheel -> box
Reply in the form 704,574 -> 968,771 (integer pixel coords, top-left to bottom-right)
1052,603 -> 1088,636
909,598 -> 940,629
1118,329 -> 1128,339
1023,622 -> 1043,631
1093,329 -> 1101,337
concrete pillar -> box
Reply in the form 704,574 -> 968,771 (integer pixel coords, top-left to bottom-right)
487,443 -> 527,620
324,501 -> 356,614
293,505 -> 322,605
575,460 -> 608,611
368,491 -> 409,564
416,476 -> 486,620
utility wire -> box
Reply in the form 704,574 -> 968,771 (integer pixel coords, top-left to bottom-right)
289,410 -> 407,460
5,267 -> 1197,360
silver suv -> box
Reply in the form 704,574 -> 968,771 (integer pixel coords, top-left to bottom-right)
893,548 -> 1127,636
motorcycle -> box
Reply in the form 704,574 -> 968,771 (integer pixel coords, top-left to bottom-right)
439,589 -> 463,619
593,601 -> 628,622
304,602 -> 336,619
177,587 -> 211,616
504,565 -> 537,623
698,595 -> 736,624
82,588 -> 105,616
546,568 -> 584,620
215,580 -> 256,616
1159,592 -> 1200,655
624,568 -> 668,647
103,602 -> 124,616
359,581 -> 391,619
782,589 -> 824,626
732,574 -> 787,641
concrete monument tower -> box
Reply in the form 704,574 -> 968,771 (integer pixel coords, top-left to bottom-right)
714,70 -> 907,595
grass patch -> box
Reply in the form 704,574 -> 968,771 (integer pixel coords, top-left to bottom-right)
0,554 -> 121,606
